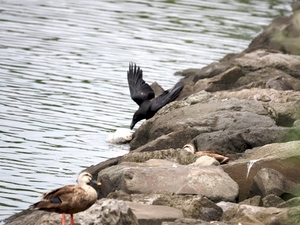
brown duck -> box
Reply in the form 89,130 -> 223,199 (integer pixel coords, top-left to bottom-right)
30,171 -> 101,225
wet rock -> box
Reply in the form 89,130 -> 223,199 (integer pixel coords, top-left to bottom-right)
98,160 -> 238,202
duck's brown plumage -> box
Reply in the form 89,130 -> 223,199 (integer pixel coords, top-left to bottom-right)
30,172 -> 100,225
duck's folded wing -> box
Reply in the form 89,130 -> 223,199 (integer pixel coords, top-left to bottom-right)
41,185 -> 76,201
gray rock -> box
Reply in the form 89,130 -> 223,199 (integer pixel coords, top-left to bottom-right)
4,199 -> 139,225
125,192 -> 222,222
222,141 -> 300,201
150,81 -> 165,96
277,197 -> 300,208
192,156 -> 220,166
239,195 -> 262,206
246,8 -> 300,55
180,49 -> 300,99
266,76 -> 293,90
262,194 -> 285,208
130,86 -> 300,154
125,201 -> 183,225
131,91 -> 285,153
78,199 -> 139,225
161,218 -> 211,225
195,66 -> 244,92
182,196 -> 223,221
249,168 -> 300,198
214,88 -> 300,127
232,50 -> 300,74
98,161 -> 238,202
220,203 -> 290,225
121,149 -> 198,165
4,211 -> 52,225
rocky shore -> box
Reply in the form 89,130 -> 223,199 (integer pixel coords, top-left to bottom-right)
4,4 -> 300,225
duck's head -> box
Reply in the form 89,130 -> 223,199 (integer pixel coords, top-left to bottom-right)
77,172 -> 101,186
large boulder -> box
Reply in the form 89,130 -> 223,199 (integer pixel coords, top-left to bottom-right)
249,168 -> 300,198
179,49 -> 300,99
98,160 -> 238,202
218,202 -> 300,225
130,90 -> 299,154
246,5 -> 300,55
222,141 -> 300,201
111,192 -> 223,222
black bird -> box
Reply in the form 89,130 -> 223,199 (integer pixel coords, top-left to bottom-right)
127,63 -> 184,129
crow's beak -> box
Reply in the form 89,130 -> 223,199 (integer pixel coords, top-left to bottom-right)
130,120 -> 136,130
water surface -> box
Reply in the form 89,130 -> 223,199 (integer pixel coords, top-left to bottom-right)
0,0 -> 290,222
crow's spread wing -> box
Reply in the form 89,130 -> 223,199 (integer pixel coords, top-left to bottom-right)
127,63 -> 154,106
150,81 -> 183,112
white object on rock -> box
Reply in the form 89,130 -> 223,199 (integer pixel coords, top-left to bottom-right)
182,144 -> 196,154
106,128 -> 133,144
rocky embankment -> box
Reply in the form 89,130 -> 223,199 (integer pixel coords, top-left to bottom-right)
5,4 -> 300,225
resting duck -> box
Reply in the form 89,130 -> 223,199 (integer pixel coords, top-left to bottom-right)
30,171 -> 101,225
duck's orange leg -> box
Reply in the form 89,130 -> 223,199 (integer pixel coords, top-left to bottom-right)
62,213 -> 66,225
70,214 -> 74,225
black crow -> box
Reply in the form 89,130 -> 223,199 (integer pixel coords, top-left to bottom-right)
127,63 -> 184,129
